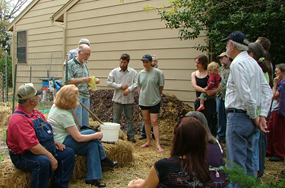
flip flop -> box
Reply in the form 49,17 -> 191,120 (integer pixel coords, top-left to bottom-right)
156,147 -> 164,152
140,143 -> 151,148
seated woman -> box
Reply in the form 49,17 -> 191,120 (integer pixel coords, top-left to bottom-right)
186,111 -> 233,188
127,116 -> 210,188
47,84 -> 118,187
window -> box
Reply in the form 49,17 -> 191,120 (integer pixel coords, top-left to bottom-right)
17,30 -> 27,63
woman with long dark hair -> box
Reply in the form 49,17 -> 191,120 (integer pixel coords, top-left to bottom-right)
127,117 -> 210,188
191,55 -> 219,137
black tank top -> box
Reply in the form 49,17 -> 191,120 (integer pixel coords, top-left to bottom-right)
195,74 -> 209,98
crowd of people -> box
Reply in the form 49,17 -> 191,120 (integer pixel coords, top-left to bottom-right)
6,32 -> 285,188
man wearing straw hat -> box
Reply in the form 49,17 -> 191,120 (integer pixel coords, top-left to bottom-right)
6,83 -> 75,188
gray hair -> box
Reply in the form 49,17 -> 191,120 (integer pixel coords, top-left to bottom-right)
185,111 -> 216,144
18,99 -> 29,104
230,40 -> 248,51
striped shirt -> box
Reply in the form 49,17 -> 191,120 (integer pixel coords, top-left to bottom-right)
225,51 -> 272,119
67,57 -> 90,99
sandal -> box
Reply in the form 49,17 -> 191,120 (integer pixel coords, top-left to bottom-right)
156,147 -> 164,152
140,143 -> 151,148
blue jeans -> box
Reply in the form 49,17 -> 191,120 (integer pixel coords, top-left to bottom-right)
73,97 -> 90,127
63,129 -> 106,180
226,112 -> 257,176
113,102 -> 135,139
9,148 -> 75,188
253,130 -> 260,172
216,98 -> 227,140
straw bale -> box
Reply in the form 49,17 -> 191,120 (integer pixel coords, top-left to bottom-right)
0,104 -> 12,128
0,159 -> 55,188
0,138 -> 133,187
71,138 -> 133,182
102,139 -> 133,166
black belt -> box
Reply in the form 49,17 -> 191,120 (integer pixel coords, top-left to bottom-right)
226,108 -> 246,113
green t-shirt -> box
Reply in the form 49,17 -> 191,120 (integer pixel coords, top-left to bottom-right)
138,68 -> 163,106
256,72 -> 270,116
47,104 -> 76,143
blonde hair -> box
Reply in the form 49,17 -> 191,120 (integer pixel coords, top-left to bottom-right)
54,85 -> 79,110
207,61 -> 220,73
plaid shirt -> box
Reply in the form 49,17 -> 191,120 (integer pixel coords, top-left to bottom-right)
217,64 -> 230,101
67,57 -> 90,99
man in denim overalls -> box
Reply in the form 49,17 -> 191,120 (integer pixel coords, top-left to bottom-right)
7,83 -> 75,188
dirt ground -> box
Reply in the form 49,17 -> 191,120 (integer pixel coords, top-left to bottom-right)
0,90 -> 284,187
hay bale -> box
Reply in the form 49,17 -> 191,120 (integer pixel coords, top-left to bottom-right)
0,139 -> 133,187
0,104 -> 12,128
0,159 -> 55,188
71,138 -> 133,182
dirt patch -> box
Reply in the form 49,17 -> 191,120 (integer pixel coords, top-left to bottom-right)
90,90 -> 192,141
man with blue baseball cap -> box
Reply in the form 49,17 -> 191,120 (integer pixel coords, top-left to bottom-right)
222,32 -> 272,177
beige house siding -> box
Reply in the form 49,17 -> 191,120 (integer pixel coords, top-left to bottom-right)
65,0 -> 206,106
9,0 -> 207,107
9,0 -> 69,90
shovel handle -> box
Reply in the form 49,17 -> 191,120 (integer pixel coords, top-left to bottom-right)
71,109 -> 81,128
78,100 -> 104,125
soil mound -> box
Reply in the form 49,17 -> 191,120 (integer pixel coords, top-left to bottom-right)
90,90 -> 193,141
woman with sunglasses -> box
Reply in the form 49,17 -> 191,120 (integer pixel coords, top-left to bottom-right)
127,116 -> 210,188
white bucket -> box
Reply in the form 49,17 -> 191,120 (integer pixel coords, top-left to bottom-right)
101,123 -> 120,142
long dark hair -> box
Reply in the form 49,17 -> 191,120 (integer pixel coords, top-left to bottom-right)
248,43 -> 269,73
171,117 -> 210,184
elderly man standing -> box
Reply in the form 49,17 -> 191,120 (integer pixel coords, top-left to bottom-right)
67,38 -> 90,61
222,32 -> 272,176
7,83 -> 75,188
68,44 -> 99,130
107,54 -> 138,143
139,55 -> 164,140
216,52 -> 232,143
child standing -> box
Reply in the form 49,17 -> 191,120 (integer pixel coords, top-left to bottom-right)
197,62 -> 221,111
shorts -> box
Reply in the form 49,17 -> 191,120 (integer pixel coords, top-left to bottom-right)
140,102 -> 161,114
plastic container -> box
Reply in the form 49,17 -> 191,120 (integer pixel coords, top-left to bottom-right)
100,123 -> 120,142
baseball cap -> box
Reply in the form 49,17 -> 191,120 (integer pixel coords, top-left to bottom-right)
141,54 -> 152,62
221,31 -> 250,46
17,83 -> 42,100
78,38 -> 90,46
217,52 -> 228,58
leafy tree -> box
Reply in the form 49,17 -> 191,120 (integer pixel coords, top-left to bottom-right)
149,0 -> 285,64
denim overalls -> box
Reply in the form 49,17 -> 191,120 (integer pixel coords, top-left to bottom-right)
14,111 -> 57,155
7,111 -> 75,188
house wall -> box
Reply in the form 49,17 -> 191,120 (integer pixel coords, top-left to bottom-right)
65,0 -> 207,106
11,0 -> 68,90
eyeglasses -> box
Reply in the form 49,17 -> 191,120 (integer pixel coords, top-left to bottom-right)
81,52 -> 91,56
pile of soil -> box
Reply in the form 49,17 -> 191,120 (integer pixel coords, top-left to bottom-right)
90,90 -> 193,140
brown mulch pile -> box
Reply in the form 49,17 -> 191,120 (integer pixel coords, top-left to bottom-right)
90,90 -> 193,141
